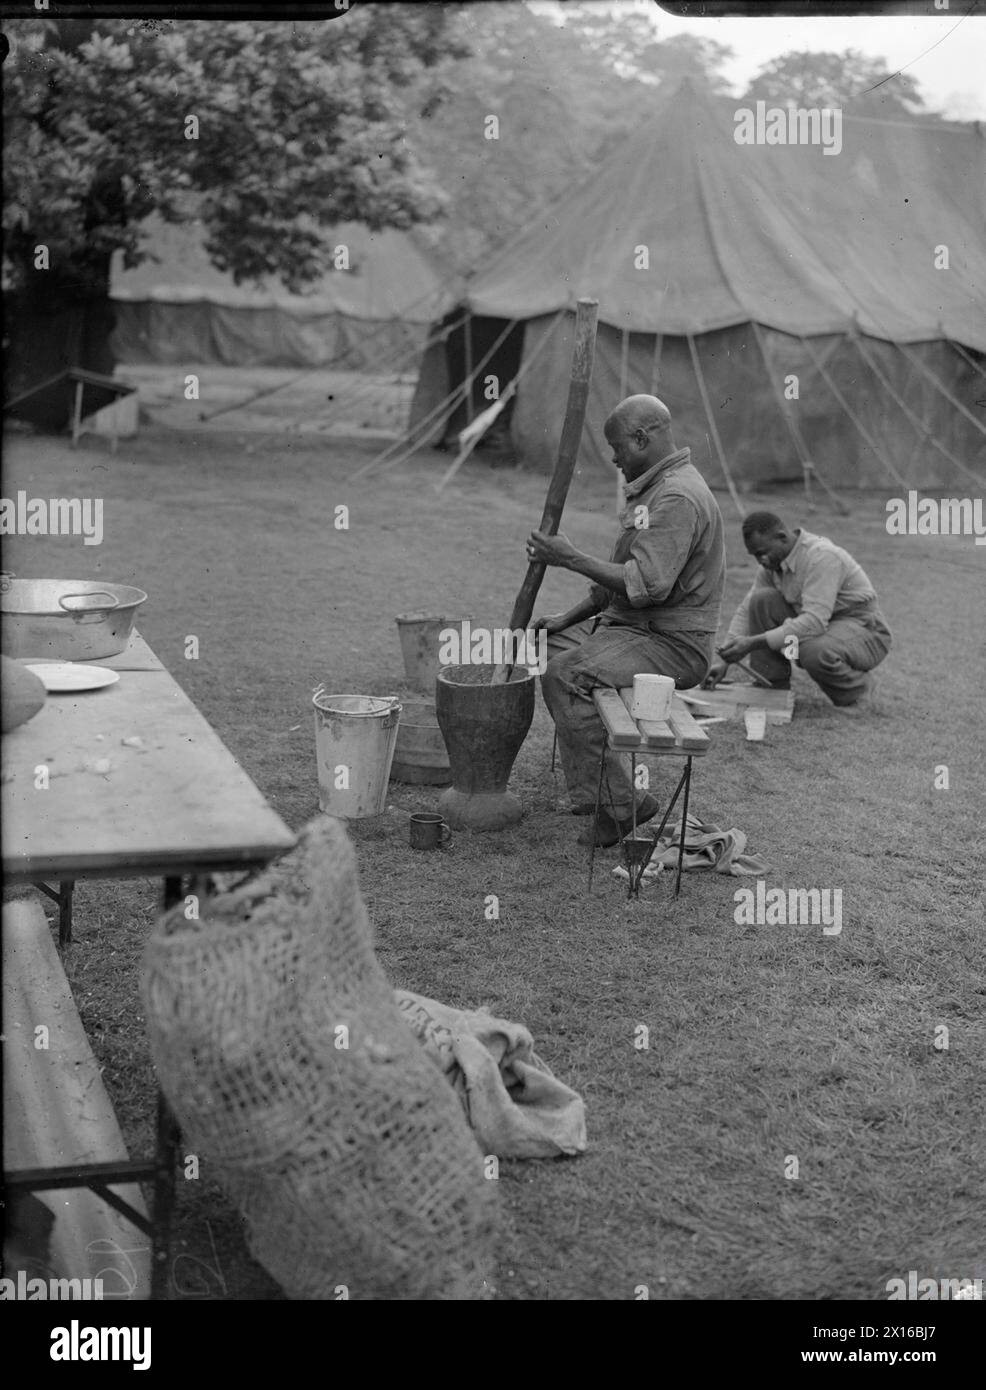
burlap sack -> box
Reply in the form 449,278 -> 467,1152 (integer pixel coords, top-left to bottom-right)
141,815 -> 497,1300
395,990 -> 588,1159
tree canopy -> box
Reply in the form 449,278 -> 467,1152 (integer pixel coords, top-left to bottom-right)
2,4 -> 947,394
3,3 -> 741,304
742,49 -> 931,118
2,9 -> 468,298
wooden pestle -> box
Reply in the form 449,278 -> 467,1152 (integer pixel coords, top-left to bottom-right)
491,297 -> 599,684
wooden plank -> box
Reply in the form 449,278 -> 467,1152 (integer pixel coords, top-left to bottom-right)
681,684 -> 793,724
2,664 -> 296,882
617,687 -> 675,746
675,691 -> 716,713
636,717 -> 677,748
593,687 -> 641,747
667,695 -> 711,751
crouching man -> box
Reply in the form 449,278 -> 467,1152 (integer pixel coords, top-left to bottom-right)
528,395 -> 725,847
708,511 -> 891,707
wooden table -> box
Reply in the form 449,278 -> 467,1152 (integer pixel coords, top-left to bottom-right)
2,633 -> 296,1297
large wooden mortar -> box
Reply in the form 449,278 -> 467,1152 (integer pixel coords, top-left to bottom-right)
435,663 -> 535,831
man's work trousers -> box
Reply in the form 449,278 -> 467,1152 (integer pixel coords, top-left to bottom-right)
541,620 -> 712,819
744,590 -> 892,705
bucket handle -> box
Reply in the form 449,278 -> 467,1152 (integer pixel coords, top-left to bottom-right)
59,590 -> 120,624
312,689 -> 402,717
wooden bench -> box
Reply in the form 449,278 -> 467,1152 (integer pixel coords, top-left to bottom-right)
588,688 -> 712,897
2,896 -> 152,1296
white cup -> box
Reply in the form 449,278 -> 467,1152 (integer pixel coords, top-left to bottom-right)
630,673 -> 675,722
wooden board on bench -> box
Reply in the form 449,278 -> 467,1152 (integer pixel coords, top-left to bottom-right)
617,688 -> 675,747
668,695 -> 711,751
593,688 -> 641,746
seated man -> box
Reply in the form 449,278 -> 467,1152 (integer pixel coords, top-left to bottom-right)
709,511 -> 892,707
529,394 -> 725,847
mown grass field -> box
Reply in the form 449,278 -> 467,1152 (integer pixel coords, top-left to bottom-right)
3,421 -> 984,1301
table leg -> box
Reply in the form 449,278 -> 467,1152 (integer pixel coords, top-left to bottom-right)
151,874 -> 184,1300
631,754 -> 637,841
58,880 -> 74,946
31,879 -> 75,946
674,758 -> 692,899
72,380 -> 83,447
151,1091 -> 180,1301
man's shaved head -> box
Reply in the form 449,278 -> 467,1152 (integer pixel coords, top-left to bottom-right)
605,395 -> 672,436
602,395 -> 676,482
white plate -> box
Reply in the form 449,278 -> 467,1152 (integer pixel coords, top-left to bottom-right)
24,662 -> 120,693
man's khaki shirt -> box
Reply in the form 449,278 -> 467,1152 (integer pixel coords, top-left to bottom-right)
728,527 -> 883,649
589,447 -> 726,635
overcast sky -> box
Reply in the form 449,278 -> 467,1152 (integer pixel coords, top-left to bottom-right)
540,2 -> 986,120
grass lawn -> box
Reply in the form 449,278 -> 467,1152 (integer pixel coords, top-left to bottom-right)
3,423 -> 984,1301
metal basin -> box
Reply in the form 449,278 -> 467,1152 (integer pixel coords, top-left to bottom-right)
0,577 -> 147,661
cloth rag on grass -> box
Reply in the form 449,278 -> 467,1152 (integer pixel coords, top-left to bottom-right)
395,990 -> 587,1160
613,812 -> 770,883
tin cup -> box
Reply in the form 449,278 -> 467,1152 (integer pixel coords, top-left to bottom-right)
630,673 -> 675,722
409,811 -> 453,851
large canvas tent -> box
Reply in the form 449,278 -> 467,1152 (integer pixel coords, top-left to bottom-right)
409,81 -> 986,491
111,217 -> 454,371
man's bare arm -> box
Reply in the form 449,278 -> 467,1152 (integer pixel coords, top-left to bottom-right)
527,529 -> 629,597
533,591 -> 606,634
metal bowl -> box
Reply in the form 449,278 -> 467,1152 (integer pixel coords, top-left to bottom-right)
0,576 -> 147,661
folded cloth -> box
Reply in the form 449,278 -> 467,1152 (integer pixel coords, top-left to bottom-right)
613,811 -> 770,882
394,990 -> 587,1160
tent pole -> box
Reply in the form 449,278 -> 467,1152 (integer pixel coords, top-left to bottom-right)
618,326 -> 632,512
686,333 -> 745,519
948,337 -> 986,383
850,331 -> 986,487
751,321 -> 813,507
435,386 -> 514,493
307,316 -> 463,434
891,340 -> 986,439
750,321 -> 849,516
71,379 -> 84,447
463,313 -> 474,427
435,312 -> 565,493
798,335 -> 909,489
805,460 -> 852,515
353,316 -> 520,480
619,326 -> 630,399
355,316 -> 516,477
650,334 -> 663,394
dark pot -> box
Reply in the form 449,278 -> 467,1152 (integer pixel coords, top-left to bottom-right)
435,663 -> 535,831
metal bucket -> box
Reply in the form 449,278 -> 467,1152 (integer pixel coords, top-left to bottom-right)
0,576 -> 147,661
395,613 -> 469,694
390,699 -> 451,786
312,692 -> 401,818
